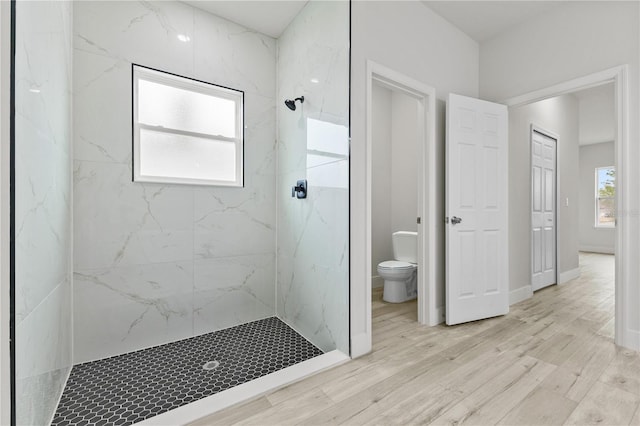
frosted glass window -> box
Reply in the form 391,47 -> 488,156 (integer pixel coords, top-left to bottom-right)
138,80 -> 236,138
140,129 -> 236,182
132,64 -> 243,186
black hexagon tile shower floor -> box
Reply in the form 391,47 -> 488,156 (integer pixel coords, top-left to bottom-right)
52,317 -> 323,425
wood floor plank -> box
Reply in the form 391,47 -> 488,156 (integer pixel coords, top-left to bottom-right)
190,253 -> 624,426
237,388 -> 332,425
498,386 -> 577,425
598,347 -> 640,396
563,381 -> 640,426
189,397 -> 272,426
429,356 -> 556,425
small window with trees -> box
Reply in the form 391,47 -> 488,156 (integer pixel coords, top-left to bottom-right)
595,166 -> 615,228
132,64 -> 244,187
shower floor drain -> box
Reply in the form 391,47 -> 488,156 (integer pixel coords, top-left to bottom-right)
202,360 -> 220,371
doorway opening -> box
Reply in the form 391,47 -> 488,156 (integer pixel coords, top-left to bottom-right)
358,61 -> 437,355
370,80 -> 421,334
505,69 -> 624,345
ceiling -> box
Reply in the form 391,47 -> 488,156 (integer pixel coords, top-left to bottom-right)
423,1 -> 565,43
182,1 -> 308,38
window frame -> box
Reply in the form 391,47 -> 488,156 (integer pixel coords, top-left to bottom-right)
132,64 -> 244,187
595,165 -> 615,228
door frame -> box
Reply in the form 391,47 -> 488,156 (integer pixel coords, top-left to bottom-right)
352,60 -> 436,357
530,126 -> 558,292
503,65 -> 628,348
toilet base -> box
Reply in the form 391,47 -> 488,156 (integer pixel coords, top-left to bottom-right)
383,279 -> 417,303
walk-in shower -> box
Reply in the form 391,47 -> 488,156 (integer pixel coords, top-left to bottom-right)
12,1 -> 350,424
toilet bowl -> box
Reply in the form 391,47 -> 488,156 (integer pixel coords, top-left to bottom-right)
377,231 -> 418,303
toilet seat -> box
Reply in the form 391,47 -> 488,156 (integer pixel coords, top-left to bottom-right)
378,260 -> 416,270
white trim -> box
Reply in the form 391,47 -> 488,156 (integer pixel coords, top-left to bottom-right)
137,350 -> 349,426
353,60 -> 438,358
0,1 -> 11,424
559,267 -> 581,284
503,66 -> 623,108
510,286 -> 533,305
579,245 -> 615,255
350,332 -> 372,359
503,65 -> 631,350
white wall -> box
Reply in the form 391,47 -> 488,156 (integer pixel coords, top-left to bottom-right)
508,95 -> 580,295
14,1 -> 74,424
579,142 -> 615,254
371,85 -> 419,288
480,1 -> 639,347
276,0 -> 350,354
72,1 -> 277,363
391,91 -> 419,234
577,83 -> 615,146
351,0 -> 479,354
371,84 -> 393,287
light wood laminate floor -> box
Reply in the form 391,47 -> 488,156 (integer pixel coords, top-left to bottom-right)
191,253 -> 640,425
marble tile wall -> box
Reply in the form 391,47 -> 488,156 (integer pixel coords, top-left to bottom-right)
276,1 -> 350,354
73,1 -> 277,363
14,1 -> 74,424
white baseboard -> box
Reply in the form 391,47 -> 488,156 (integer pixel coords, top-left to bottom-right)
510,285 -> 533,305
372,275 -> 384,289
559,267 -> 580,284
579,245 -> 615,255
139,350 -> 350,426
617,329 -> 640,351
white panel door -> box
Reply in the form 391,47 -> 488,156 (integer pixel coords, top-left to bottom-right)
531,129 -> 556,291
446,94 -> 509,325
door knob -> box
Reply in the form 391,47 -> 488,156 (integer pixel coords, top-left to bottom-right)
451,216 -> 462,225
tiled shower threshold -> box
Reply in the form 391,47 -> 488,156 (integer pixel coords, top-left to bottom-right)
52,317 -> 349,425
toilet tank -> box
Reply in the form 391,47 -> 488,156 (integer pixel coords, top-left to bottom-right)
392,231 -> 418,263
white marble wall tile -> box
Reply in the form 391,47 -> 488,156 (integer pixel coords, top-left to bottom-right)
74,1 -> 195,76
16,279 -> 72,381
193,254 -> 275,336
16,278 -> 72,426
73,1 -> 278,361
74,160 -> 194,270
15,1 -> 73,424
193,177 -> 275,259
15,115 -> 71,322
276,0 -> 350,354
74,261 -> 194,363
74,50 -> 132,164
193,8 -> 276,99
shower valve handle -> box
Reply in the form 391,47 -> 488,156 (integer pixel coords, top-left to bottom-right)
292,180 -> 307,199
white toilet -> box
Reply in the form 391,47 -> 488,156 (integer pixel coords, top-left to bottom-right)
377,231 -> 418,303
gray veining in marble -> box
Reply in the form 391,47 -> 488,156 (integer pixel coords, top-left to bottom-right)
15,1 -> 74,424
73,1 -> 278,363
276,0 -> 350,354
